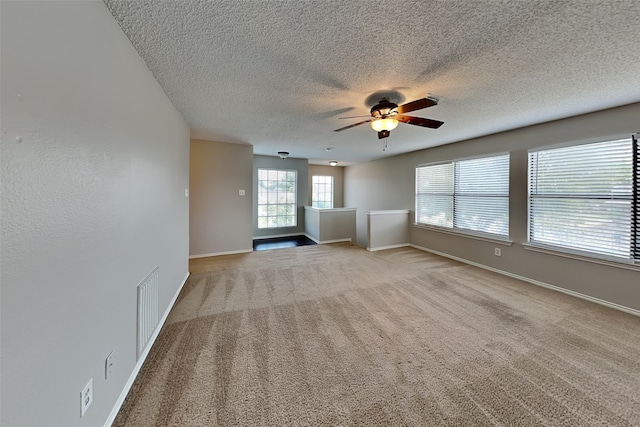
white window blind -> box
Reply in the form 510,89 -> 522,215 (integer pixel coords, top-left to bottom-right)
312,175 -> 333,208
529,137 -> 638,262
635,134 -> 639,261
416,163 -> 454,227
416,154 -> 509,237
257,169 -> 297,229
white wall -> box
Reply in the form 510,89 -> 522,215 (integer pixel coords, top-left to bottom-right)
190,139 -> 253,257
1,2 -> 189,426
344,103 -> 640,312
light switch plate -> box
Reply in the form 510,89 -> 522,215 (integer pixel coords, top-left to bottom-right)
80,378 -> 93,417
105,351 -> 114,380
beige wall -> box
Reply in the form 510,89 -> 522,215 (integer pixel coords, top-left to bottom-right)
190,139 -> 254,256
308,164 -> 345,208
344,102 -> 640,312
191,156 -> 342,247
344,154 -> 414,247
304,206 -> 356,243
367,211 -> 410,251
1,3 -> 190,426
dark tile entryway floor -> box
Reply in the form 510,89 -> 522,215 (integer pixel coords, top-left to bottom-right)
253,235 -> 317,251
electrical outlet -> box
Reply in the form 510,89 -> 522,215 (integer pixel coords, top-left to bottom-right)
238,189 -> 245,196
80,378 -> 93,417
105,351 -> 114,380
185,188 -> 189,197
494,248 -> 502,257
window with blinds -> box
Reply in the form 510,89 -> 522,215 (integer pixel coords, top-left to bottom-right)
257,169 -> 297,229
528,136 -> 639,263
312,175 -> 333,208
415,154 -> 510,237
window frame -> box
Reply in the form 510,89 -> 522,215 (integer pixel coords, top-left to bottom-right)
311,175 -> 334,209
257,168 -> 298,229
415,153 -> 510,240
526,136 -> 639,265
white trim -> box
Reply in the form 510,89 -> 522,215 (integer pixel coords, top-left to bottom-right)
367,210 -> 410,215
104,272 -> 190,427
189,248 -> 253,259
523,244 -> 640,272
257,167 -> 298,230
367,243 -> 411,252
253,232 -> 302,240
305,206 -> 357,212
319,238 -> 352,244
304,234 -> 351,245
412,223 -> 513,246
310,174 -> 334,209
409,244 -> 640,318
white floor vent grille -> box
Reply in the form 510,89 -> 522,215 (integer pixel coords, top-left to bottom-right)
137,267 -> 159,359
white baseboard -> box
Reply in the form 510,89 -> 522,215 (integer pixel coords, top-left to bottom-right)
318,238 -> 352,244
189,248 -> 253,259
409,244 -> 640,318
367,243 -> 411,252
305,234 -> 351,245
104,271 -> 190,427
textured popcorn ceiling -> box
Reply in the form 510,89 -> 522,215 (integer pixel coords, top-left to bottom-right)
104,0 -> 640,164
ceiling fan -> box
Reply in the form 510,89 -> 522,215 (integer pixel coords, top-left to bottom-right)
334,97 -> 444,139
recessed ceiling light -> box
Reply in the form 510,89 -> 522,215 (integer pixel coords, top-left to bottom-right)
325,147 -> 333,152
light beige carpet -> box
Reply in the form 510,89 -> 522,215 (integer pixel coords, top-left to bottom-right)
114,243 -> 640,426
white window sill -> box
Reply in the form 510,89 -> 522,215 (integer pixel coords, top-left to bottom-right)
523,244 -> 640,272
412,223 -> 513,246
305,206 -> 356,212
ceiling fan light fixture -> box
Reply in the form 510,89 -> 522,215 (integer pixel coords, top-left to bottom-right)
329,161 -> 338,166
371,118 -> 399,132
277,151 -> 289,159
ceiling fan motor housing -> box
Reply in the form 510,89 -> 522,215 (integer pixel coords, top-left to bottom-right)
370,98 -> 398,118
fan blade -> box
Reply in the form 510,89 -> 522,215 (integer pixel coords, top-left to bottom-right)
395,98 -> 437,114
334,119 -> 372,132
395,115 -> 444,129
